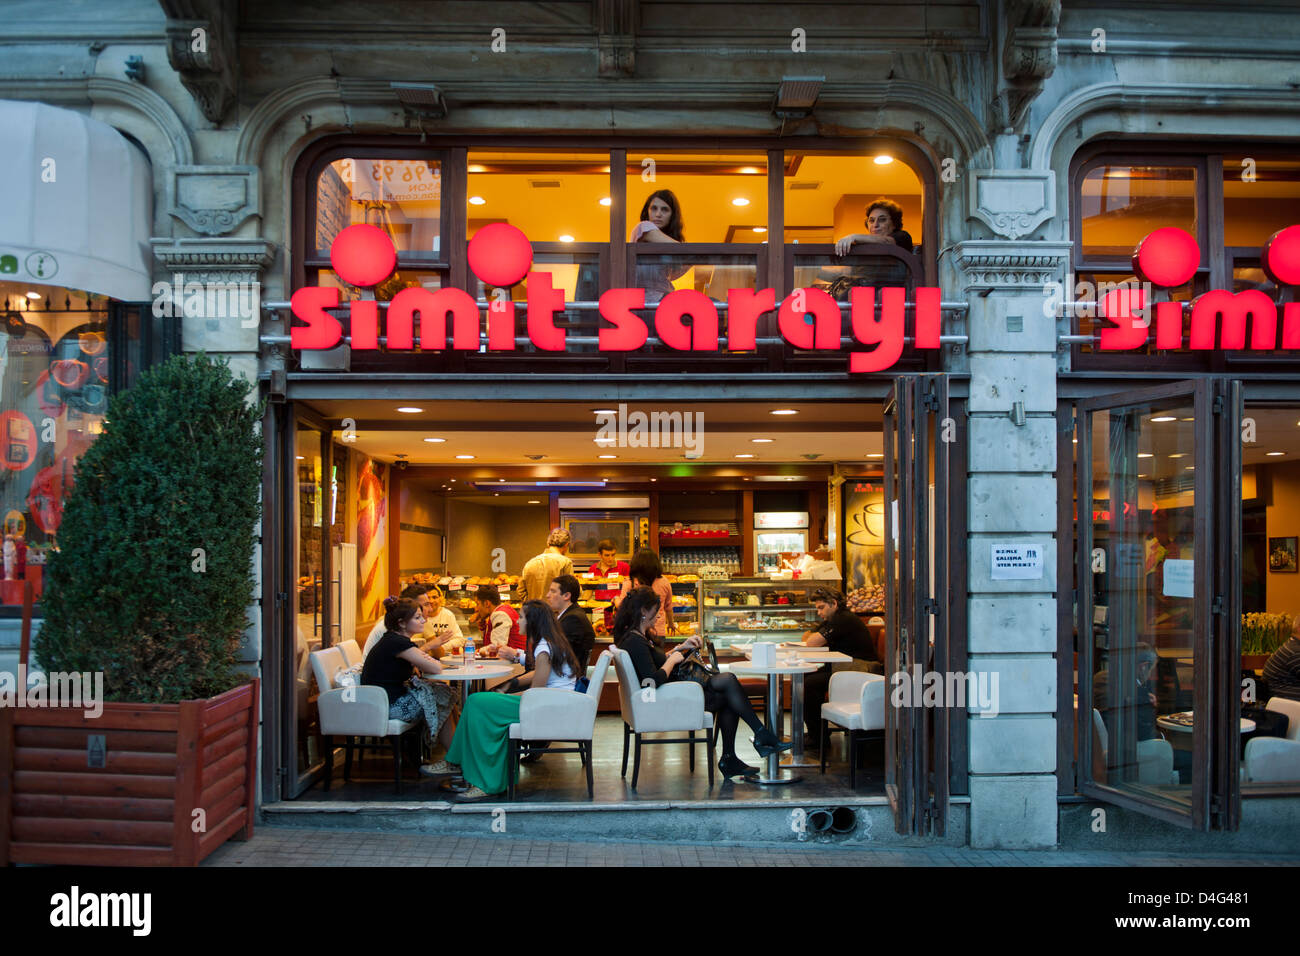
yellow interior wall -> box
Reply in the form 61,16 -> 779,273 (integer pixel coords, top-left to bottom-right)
1265,461 -> 1300,614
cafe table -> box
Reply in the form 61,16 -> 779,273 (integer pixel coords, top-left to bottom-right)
732,642 -> 852,768
1156,712 -> 1256,736
727,657 -> 819,785
421,660 -> 518,708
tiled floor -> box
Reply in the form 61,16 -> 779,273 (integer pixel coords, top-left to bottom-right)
204,826 -> 1300,867
299,713 -> 886,804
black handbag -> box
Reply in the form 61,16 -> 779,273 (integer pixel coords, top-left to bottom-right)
672,643 -> 720,687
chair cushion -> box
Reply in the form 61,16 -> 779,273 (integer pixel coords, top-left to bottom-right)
387,718 -> 418,736
822,701 -> 863,730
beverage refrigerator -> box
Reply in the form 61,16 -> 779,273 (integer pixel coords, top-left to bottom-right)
753,512 -> 809,574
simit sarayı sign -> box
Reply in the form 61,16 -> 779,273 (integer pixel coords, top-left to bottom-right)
291,224 -> 941,372
1096,225 -> 1300,350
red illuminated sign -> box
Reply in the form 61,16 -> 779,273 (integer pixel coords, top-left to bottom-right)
1099,226 -> 1300,351
291,224 -> 942,372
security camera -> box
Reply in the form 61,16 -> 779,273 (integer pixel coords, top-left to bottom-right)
395,456 -> 408,470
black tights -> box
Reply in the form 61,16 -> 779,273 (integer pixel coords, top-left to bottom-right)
703,672 -> 764,758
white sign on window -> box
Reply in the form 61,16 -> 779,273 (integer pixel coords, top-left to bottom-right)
990,543 -> 1044,580
1162,559 -> 1194,598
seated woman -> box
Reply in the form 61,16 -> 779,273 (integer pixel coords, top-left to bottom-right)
439,599 -> 583,800
632,189 -> 693,302
358,596 -> 457,773
614,585 -> 791,781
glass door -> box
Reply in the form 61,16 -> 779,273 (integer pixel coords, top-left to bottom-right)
1075,380 -> 1242,830
884,374 -> 951,835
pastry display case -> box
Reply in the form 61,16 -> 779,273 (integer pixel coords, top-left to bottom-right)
696,577 -> 819,647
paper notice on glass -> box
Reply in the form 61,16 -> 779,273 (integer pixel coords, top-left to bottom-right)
990,543 -> 1044,580
891,499 -> 899,545
1162,559 -> 1194,598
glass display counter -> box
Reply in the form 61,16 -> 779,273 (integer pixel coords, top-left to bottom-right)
697,577 -> 819,647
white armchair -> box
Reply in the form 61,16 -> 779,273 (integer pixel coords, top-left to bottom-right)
338,639 -> 364,669
309,646 -> 420,794
1266,697 -> 1300,741
1090,708 -> 1179,786
612,648 -> 715,789
818,671 -> 886,787
1243,737 -> 1300,783
506,651 -> 613,799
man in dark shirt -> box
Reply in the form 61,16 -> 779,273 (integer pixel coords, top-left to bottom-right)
1263,631 -> 1300,702
1092,644 -> 1158,746
549,573 -> 596,669
800,587 -> 878,747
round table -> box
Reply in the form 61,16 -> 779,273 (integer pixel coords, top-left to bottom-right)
727,658 -> 819,785
1155,713 -> 1257,735
731,642 -> 852,768
422,661 -> 518,708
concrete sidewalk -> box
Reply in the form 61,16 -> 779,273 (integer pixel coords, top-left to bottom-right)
203,826 -> 1300,867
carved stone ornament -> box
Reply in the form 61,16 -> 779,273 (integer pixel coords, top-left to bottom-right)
968,169 -> 1057,241
168,165 -> 260,236
161,0 -> 239,125
951,240 -> 1072,294
991,0 -> 1060,133
595,0 -> 637,76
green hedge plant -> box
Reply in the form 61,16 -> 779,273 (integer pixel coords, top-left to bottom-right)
36,353 -> 263,703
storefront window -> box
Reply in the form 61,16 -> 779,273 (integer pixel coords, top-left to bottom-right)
1223,155 -> 1300,250
783,152 -> 924,250
467,150 -> 610,244
315,157 -> 442,258
625,152 -> 768,243
1079,164 -> 1199,259
0,283 -> 114,607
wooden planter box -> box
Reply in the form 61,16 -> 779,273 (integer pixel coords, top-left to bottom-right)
0,679 -> 258,866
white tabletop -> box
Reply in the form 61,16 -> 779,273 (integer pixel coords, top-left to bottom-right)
728,642 -> 850,665
423,662 -> 517,681
1155,712 -> 1256,734
728,660 -> 819,676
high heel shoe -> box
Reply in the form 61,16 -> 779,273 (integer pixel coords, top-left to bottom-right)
719,755 -> 760,779
752,727 -> 794,758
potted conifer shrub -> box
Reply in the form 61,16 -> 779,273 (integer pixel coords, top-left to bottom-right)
0,353 -> 263,866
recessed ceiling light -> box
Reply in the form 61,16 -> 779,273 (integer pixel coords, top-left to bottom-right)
468,196 -> 486,205
450,479 -> 456,482
735,454 -> 754,459
397,406 -> 423,414
874,155 -> 894,165
1169,453 -> 1186,459
468,164 -> 487,173
595,438 -> 616,445
592,408 -> 616,414
528,499 -> 541,504
598,454 -> 617,459
455,454 -> 475,460
1267,451 -> 1286,456
559,234 -> 575,243
770,408 -> 798,416
752,227 -> 767,233
423,437 -> 446,443
867,453 -> 884,459
25,291 -> 40,299
494,492 -> 499,496
731,197 -> 750,207
1185,465 -> 1195,470
1151,415 -> 1177,422
498,478 -> 505,482
1137,453 -> 1153,459
752,438 -> 774,443
650,478 -> 657,482
740,166 -> 761,174
295,456 -> 305,460
599,197 -> 612,206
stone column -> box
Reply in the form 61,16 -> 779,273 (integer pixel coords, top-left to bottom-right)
954,172 -> 1070,845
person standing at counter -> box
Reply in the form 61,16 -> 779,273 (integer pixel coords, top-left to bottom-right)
520,528 -> 573,603
549,573 -> 596,669
474,587 -> 525,653
616,547 -> 674,641
799,586 -> 878,748
589,539 -> 630,598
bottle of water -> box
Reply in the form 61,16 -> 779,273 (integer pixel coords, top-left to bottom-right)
464,634 -> 475,667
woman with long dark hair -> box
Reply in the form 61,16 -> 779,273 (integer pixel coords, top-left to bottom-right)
439,599 -> 583,800
359,596 -> 457,768
613,586 -> 791,781
632,189 -> 690,301
615,547 -> 674,640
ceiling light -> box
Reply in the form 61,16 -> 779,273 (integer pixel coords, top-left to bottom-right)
468,164 -> 487,173
599,197 -> 612,206
295,455 -> 305,460
468,196 -> 486,205
1186,465 -> 1195,470
1072,438 -> 1078,444
423,437 -> 446,443
498,478 -> 505,482
494,492 -> 499,496
731,197 -> 750,207
397,406 -> 423,413
752,438 -> 774,443
1138,453 -> 1153,459
650,478 -> 657,482
592,408 -> 616,414
735,454 -> 754,459
559,234 -> 575,243
25,291 -> 41,299
740,167 -> 761,175
874,155 -> 894,165
1267,451 -> 1286,456
528,499 -> 541,504
867,453 -> 884,459
595,438 -> 616,445
752,227 -> 767,233
455,454 -> 475,460
770,408 -> 798,416
1181,417 -> 1194,422
598,454 -> 617,459
1169,453 -> 1186,459
1151,415 -> 1177,422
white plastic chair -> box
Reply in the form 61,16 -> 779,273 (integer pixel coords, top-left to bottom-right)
1266,696 -> 1300,742
338,639 -> 363,669
819,671 -> 886,787
612,647 -> 715,789
1091,707 -> 1179,786
1243,737 -> 1300,783
309,646 -> 420,793
506,651 -> 613,799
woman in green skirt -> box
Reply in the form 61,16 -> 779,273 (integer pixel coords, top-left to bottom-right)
444,599 -> 583,800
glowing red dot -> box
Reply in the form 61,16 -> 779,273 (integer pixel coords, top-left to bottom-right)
467,223 -> 533,288
1264,225 -> 1300,286
1132,227 -> 1200,288
330,224 -> 397,288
